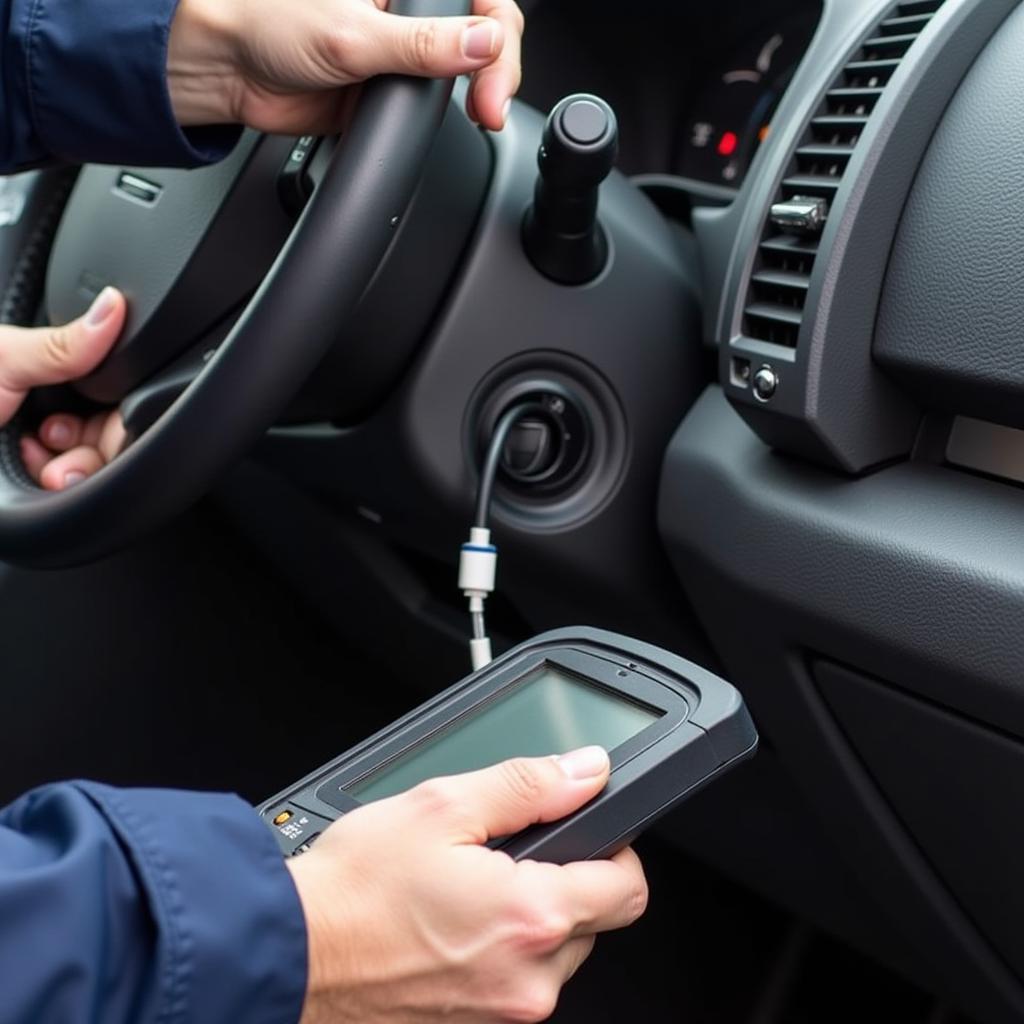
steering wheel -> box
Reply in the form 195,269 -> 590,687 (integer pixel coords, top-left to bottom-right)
0,0 -> 466,569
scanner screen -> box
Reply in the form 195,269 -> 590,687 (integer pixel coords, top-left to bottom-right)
348,664 -> 661,804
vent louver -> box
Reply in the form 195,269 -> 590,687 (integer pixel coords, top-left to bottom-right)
741,0 -> 945,350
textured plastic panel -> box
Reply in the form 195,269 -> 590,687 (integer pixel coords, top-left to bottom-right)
657,386 -> 1024,1023
875,2 -> 1024,428
662,389 -> 1024,741
818,659 -> 1024,984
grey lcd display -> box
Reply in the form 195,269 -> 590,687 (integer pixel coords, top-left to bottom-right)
347,665 -> 662,804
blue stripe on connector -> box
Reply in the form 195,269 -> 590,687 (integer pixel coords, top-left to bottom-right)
461,544 -> 497,553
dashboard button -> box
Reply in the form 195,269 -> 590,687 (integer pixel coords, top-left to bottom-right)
753,366 -> 779,403
559,99 -> 610,146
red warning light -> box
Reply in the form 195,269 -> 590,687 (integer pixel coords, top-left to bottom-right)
717,131 -> 739,158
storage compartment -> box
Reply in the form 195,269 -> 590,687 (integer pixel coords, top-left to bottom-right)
816,659 -> 1024,982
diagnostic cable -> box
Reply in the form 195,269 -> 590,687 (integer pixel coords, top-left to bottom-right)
458,403 -> 547,671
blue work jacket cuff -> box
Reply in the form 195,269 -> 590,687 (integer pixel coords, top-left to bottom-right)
76,782 -> 308,1024
11,0 -> 241,168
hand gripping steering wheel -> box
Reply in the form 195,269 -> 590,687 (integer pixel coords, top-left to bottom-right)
0,0 -> 466,568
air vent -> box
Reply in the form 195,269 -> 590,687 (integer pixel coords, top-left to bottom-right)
740,0 -> 944,351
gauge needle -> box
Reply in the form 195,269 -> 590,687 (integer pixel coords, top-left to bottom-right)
723,69 -> 761,85
758,34 -> 785,75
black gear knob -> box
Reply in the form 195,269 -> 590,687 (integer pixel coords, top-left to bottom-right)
522,94 -> 618,285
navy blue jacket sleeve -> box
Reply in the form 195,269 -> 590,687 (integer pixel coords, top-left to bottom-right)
0,781 -> 307,1024
1,0 -> 240,172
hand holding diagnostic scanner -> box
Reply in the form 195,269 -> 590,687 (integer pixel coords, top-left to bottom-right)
262,628 -> 757,863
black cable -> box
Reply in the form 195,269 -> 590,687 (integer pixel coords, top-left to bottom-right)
473,402 -> 548,530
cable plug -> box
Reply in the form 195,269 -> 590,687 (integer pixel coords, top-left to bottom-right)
459,527 -> 497,670
459,404 -> 542,672
458,527 -> 497,598
469,635 -> 494,672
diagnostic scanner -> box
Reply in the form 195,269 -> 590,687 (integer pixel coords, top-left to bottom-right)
261,628 -> 757,864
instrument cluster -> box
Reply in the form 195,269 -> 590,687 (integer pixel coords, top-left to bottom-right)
519,0 -> 823,195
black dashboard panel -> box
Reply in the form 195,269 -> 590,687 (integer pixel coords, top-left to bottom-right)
659,387 -> 1024,1024
519,0 -> 823,187
656,1 -> 1024,1021
817,659 -> 1024,987
874,1 -> 1024,429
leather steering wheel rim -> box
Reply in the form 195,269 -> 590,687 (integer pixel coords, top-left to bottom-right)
0,0 -> 467,569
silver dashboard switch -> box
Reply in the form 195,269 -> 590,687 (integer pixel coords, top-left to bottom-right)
769,195 -> 829,234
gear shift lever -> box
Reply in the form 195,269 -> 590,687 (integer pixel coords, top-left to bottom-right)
522,94 -> 618,285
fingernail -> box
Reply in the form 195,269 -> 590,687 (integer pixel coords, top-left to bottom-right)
63,471 -> 86,489
556,746 -> 609,781
501,98 -> 512,126
462,21 -> 497,60
86,287 -> 117,328
48,421 -> 72,448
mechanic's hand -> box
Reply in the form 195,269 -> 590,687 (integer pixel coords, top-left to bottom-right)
168,0 -> 524,134
288,747 -> 648,1024
0,287 -> 127,490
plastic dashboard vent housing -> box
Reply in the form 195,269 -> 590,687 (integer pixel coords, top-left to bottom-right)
741,0 -> 945,351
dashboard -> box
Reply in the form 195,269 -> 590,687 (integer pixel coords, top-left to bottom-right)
518,2 -> 1024,1022
519,0 -> 823,191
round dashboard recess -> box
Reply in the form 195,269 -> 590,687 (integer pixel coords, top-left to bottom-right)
466,353 -> 628,533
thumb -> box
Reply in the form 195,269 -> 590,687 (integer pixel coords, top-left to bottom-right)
0,287 -> 126,426
424,747 -> 611,843
352,10 -> 504,80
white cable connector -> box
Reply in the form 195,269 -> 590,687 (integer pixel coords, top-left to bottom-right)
469,637 -> 494,672
461,402 -> 545,671
459,527 -> 498,670
458,527 -> 497,595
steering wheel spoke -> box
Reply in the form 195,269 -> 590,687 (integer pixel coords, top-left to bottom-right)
119,320 -> 234,441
